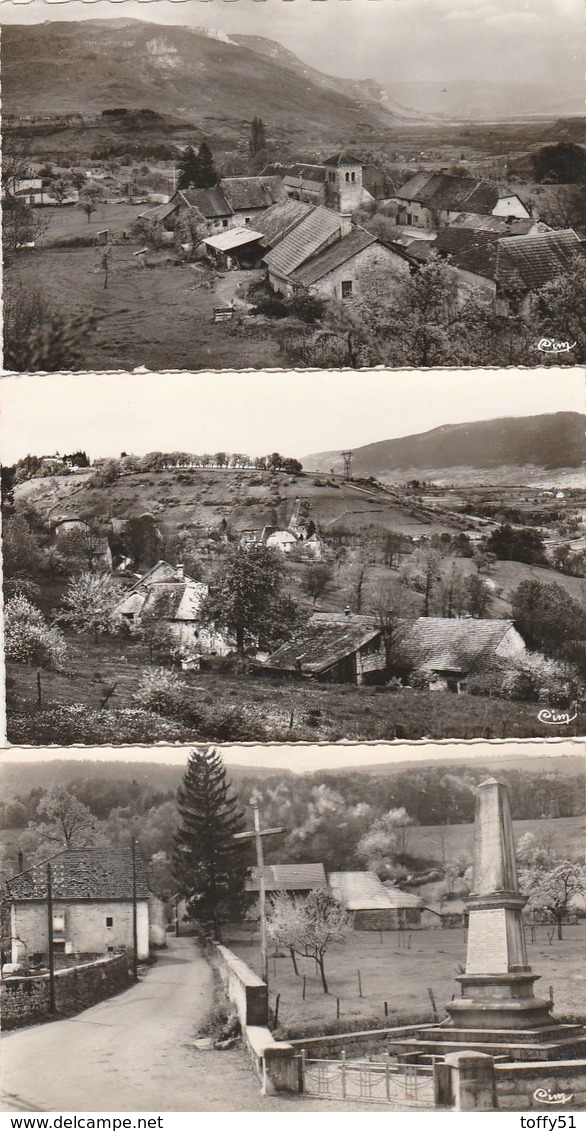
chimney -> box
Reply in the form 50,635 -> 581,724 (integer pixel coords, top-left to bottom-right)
339,213 -> 353,237
176,564 -> 185,580
17,851 -> 24,872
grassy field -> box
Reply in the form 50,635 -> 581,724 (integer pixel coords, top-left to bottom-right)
38,202 -> 145,245
408,815 -> 586,865
5,243 -> 281,371
7,635 -> 586,743
225,921 -> 586,1034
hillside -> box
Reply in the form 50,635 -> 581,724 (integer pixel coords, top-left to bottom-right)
2,19 -> 410,148
304,413 -> 586,481
13,467 -> 461,543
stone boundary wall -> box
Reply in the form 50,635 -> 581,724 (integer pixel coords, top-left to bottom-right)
1,953 -> 130,1030
201,937 -> 299,1094
495,1060 -> 586,1111
286,1020 -> 439,1059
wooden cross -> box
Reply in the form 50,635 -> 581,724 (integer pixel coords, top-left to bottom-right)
234,806 -> 285,988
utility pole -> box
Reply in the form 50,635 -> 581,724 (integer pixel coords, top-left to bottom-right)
131,838 -> 138,983
46,863 -> 55,1015
233,806 -> 285,989
341,450 -> 353,482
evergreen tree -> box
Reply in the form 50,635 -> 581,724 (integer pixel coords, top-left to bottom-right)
177,146 -> 202,191
197,141 -> 218,188
249,116 -> 267,158
172,747 -> 248,939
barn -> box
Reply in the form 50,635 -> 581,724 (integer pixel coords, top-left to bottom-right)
328,872 -> 425,931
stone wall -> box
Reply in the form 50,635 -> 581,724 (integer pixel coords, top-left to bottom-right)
206,941 -> 268,1029
1,953 -> 131,1030
495,1060 -> 586,1111
312,242 -> 410,304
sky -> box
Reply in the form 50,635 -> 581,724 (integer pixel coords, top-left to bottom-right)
0,0 -> 583,90
0,740 -> 580,770
0,368 -> 583,464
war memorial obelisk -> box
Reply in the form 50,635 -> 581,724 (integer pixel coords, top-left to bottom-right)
395,777 -> 586,1061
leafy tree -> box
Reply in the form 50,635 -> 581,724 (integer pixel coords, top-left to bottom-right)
520,858 -> 586,939
511,579 -> 586,668
31,787 -> 97,850
302,564 -> 333,607
532,142 -> 586,185
58,572 -> 125,642
79,186 -> 102,223
200,544 -> 293,654
2,514 -> 43,599
463,573 -> 494,618
172,747 -> 249,940
297,889 -> 349,995
50,178 -> 72,204
536,254 -> 586,361
486,524 -> 547,565
357,807 -> 415,878
266,890 -> 304,975
5,594 -> 66,669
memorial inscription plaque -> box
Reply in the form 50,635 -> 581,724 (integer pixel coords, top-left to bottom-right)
466,907 -> 509,974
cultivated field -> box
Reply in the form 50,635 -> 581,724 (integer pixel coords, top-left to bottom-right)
226,919 -> 586,1034
408,815 -> 586,865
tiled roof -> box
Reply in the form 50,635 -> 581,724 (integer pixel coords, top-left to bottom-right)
496,229 -> 582,291
264,206 -> 344,278
7,849 -> 150,902
450,213 -> 534,235
176,187 -> 232,218
435,228 -> 500,279
290,228 -> 378,285
252,200 -> 314,248
324,151 -> 362,167
396,173 -> 506,215
264,622 -> 381,675
220,176 -> 283,211
246,864 -> 327,893
329,872 -> 423,911
404,617 -> 515,672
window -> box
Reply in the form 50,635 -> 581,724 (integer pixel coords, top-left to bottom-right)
341,280 -> 353,300
106,916 -> 113,928
351,171 -> 356,183
345,172 -> 350,182
245,217 -> 250,224
222,219 -> 228,228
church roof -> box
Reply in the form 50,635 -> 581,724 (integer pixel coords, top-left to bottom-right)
324,151 -> 363,167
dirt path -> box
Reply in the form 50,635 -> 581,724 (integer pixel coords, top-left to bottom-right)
1,938 -> 356,1113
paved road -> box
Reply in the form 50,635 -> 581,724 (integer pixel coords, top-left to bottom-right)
1,938 -> 353,1113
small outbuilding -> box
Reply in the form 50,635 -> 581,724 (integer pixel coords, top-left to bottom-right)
262,613 -> 386,684
203,226 -> 265,269
328,872 -> 424,930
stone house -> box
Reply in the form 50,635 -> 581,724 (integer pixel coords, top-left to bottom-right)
286,227 -> 411,303
156,176 -> 285,238
7,849 -> 152,965
113,560 -> 229,657
328,872 -> 424,930
391,172 -> 530,231
267,152 -> 391,211
262,612 -> 387,684
401,616 -> 526,692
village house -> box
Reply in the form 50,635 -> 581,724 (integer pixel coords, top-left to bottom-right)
6,849 -> 155,965
113,560 -> 229,658
401,616 -> 526,692
264,206 -> 410,301
328,872 -> 425,931
154,175 -> 286,238
391,172 -> 530,231
262,611 -> 387,684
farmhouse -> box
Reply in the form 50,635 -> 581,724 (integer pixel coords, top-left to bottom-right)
402,616 -> 526,691
328,872 -> 425,931
7,848 -> 152,965
391,172 -> 530,231
113,560 -> 229,657
262,612 -> 386,684
162,175 -> 285,236
264,207 -> 410,300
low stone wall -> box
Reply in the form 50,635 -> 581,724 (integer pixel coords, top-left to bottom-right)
496,1060 -> 586,1111
287,1021 -> 439,1059
1,953 -> 131,1030
202,938 -> 299,1094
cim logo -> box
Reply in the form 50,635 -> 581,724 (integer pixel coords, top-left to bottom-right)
537,708 -> 578,725
533,1088 -> 574,1105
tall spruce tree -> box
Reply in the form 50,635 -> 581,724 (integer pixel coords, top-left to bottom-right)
173,746 -> 248,939
197,141 -> 218,188
177,146 -> 201,191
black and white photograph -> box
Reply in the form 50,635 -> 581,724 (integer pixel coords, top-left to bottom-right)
2,0 -> 585,371
2,367 -> 585,747
0,741 -> 585,1112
